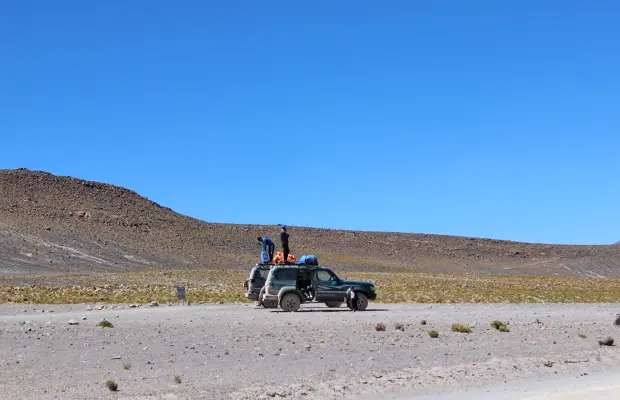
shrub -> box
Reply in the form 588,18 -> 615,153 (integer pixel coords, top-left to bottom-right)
105,380 -> 118,392
428,330 -> 439,338
491,320 -> 509,332
97,320 -> 114,328
578,333 -> 586,339
375,323 -> 386,331
599,337 -> 614,346
122,363 -> 131,370
394,322 -> 405,331
173,375 -> 182,384
451,323 -> 472,333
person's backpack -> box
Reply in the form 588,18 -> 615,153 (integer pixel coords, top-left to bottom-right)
260,251 -> 270,264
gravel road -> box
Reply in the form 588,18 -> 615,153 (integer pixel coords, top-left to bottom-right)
1,303 -> 620,399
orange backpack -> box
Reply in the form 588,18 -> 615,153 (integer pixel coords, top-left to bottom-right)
272,251 -> 297,264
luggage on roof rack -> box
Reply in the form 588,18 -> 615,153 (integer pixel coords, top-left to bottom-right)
297,255 -> 318,266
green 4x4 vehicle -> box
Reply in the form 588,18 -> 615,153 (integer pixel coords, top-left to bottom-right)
259,265 -> 377,312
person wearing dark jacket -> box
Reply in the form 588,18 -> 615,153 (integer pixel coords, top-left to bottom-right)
280,225 -> 290,264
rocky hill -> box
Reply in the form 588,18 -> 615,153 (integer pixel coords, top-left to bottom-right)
1,169 -> 619,277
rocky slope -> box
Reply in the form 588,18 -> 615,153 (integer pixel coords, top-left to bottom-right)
1,168 -> 618,277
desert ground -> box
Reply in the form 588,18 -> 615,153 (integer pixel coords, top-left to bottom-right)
2,302 -> 620,400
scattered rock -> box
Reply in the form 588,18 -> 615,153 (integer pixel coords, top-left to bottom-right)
129,304 -> 138,308
68,320 -> 79,325
599,337 -> 614,346
420,320 -> 427,325
149,301 -> 159,307
614,314 -> 620,326
543,361 -> 554,367
81,317 -> 87,321
94,305 -> 104,311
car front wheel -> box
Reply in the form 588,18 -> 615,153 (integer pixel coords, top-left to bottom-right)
356,293 -> 368,311
280,293 -> 301,312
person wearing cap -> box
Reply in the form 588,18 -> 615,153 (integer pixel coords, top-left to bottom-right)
280,225 -> 290,264
257,236 -> 275,263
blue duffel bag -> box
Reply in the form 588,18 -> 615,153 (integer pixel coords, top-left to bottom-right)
298,255 -> 319,266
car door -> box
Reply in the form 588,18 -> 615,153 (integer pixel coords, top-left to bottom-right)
267,267 -> 297,295
314,269 -> 346,302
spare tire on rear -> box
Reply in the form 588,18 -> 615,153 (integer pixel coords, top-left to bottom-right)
259,287 -> 277,308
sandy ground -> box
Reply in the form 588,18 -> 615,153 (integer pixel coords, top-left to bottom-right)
1,303 -> 620,400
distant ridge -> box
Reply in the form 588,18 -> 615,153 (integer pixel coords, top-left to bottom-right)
1,168 -> 619,277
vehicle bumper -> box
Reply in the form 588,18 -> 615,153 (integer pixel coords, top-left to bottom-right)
244,292 -> 258,300
262,293 -> 278,302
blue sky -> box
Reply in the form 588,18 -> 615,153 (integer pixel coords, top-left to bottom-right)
1,1 -> 618,245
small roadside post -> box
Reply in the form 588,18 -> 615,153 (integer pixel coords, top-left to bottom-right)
177,286 -> 188,306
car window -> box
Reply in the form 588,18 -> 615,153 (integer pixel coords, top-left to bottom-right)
274,268 -> 297,281
316,270 -> 336,283
252,268 -> 269,280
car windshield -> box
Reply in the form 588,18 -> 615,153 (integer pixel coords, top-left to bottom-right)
330,270 -> 342,281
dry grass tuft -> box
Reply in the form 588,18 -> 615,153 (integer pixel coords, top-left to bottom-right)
375,323 -> 386,332
105,380 -> 118,392
428,330 -> 439,338
394,322 -> 405,331
491,320 -> 510,332
97,320 -> 114,328
451,323 -> 472,333
173,375 -> 182,384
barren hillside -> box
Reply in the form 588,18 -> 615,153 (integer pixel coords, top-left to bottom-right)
1,169 -> 618,277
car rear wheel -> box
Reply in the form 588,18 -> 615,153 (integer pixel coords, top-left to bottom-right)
325,301 -> 343,308
258,287 -> 266,307
259,287 -> 277,308
356,293 -> 368,311
280,293 -> 301,312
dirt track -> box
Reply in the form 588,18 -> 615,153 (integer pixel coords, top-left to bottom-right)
1,303 -> 620,399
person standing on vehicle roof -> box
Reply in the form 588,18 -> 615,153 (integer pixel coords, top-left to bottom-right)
257,236 -> 275,263
280,225 -> 290,264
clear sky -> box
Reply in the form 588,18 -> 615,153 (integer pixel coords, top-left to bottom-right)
1,1 -> 618,245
